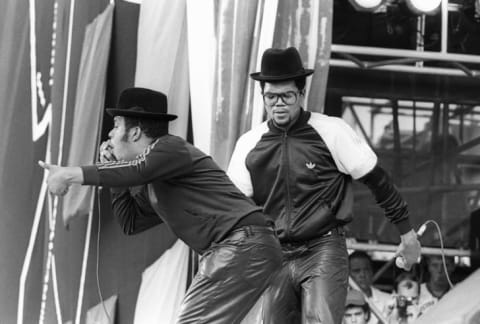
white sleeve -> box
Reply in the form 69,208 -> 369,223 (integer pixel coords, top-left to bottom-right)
309,114 -> 377,179
226,123 -> 268,197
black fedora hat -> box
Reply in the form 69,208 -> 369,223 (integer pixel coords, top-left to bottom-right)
106,88 -> 178,121
250,47 -> 314,81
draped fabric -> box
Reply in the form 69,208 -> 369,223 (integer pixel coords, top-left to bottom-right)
0,0 -> 117,322
62,3 -> 113,224
210,0 -> 263,169
85,295 -> 118,324
209,0 -> 333,169
135,0 -> 190,138
272,0 -> 333,114
186,0 -> 216,154
133,0 -> 191,321
202,1 -> 333,322
133,240 -> 189,324
0,1 -> 333,323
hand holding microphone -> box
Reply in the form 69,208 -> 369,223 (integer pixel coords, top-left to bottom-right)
99,140 -> 116,163
395,228 -> 422,271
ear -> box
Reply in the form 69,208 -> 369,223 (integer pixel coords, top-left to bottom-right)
130,126 -> 142,142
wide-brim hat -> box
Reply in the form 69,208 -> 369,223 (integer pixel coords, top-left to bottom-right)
250,47 -> 314,82
106,87 -> 178,121
345,289 -> 367,307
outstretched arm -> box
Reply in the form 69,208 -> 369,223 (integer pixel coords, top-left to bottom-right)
38,160 -> 83,196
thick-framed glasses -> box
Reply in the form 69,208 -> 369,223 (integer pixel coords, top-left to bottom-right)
262,91 -> 299,106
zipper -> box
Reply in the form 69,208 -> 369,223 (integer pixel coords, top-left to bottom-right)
282,131 -> 292,240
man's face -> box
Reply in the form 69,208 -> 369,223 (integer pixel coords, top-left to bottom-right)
427,256 -> 455,284
263,80 -> 303,127
343,306 -> 368,324
108,116 -> 137,161
349,257 -> 373,293
397,279 -> 419,302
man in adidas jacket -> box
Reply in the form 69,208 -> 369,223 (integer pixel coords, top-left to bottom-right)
227,47 -> 421,324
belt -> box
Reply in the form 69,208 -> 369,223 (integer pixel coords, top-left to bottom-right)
226,225 -> 276,241
233,211 -> 270,228
281,227 -> 345,248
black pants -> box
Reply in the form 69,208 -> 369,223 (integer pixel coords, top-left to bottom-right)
263,229 -> 349,324
176,225 -> 282,324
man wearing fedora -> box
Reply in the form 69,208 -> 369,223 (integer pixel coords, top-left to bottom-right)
227,47 -> 421,323
39,87 -> 282,324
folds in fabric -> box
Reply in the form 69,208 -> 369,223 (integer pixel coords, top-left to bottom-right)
62,4 -> 114,225
85,294 -> 118,324
211,0 -> 263,168
135,0 -> 190,139
133,239 -> 189,324
272,0 -> 333,114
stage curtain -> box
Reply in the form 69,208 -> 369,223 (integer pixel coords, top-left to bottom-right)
132,1 -> 191,321
185,0 -> 216,154
134,0 -> 189,138
272,0 -> 332,114
210,0 -> 264,169
133,240 -> 189,324
207,0 -> 332,169
85,295 -> 117,324
62,3 -> 114,225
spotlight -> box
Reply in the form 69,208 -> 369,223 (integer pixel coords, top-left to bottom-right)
348,0 -> 386,12
406,0 -> 442,15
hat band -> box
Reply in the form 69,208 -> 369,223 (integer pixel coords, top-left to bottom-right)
260,69 -> 307,77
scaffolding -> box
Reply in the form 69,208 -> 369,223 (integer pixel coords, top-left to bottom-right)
329,0 -> 480,260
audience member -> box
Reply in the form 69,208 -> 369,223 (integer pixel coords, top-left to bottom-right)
417,255 -> 455,316
385,272 -> 420,324
343,289 -> 370,324
349,251 -> 391,323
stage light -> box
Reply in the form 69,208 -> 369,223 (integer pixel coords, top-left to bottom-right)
348,0 -> 385,12
406,0 -> 442,14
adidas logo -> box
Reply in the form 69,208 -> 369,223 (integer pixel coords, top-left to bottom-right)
306,161 -> 316,169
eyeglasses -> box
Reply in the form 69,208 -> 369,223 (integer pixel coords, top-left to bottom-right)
262,91 -> 299,106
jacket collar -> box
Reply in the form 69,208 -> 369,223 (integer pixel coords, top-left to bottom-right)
267,108 -> 311,133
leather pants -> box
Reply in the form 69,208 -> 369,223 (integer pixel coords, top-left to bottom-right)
176,225 -> 282,324
263,229 -> 349,324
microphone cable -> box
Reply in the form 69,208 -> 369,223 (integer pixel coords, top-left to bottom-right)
420,219 -> 454,289
96,187 -> 112,323
372,219 -> 454,289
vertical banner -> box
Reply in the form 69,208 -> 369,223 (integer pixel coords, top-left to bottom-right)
133,0 -> 190,321
273,0 -> 333,113
186,0 -> 216,154
62,3 -> 113,224
210,0 -> 262,169
135,0 -> 190,138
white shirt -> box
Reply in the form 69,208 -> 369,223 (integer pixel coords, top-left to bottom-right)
368,287 -> 392,324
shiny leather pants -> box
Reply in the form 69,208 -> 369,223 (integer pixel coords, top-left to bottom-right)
263,231 -> 349,324
176,225 -> 282,324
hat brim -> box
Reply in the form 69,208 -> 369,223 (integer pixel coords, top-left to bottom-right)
106,108 -> 178,121
250,69 -> 314,81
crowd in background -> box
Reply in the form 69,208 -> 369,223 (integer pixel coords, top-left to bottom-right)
343,251 -> 457,324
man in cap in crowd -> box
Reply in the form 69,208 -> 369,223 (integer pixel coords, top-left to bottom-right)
227,47 -> 421,323
39,87 -> 282,324
343,289 -> 371,324
349,251 -> 391,323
